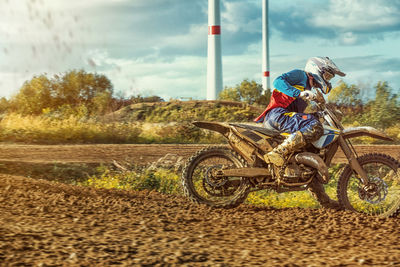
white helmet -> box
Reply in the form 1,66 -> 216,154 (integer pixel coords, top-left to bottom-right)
305,56 -> 346,94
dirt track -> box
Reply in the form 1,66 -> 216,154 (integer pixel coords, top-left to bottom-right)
2,173 -> 400,266
0,143 -> 399,165
1,144 -> 400,266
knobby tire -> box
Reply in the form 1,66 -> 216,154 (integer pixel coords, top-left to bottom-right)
181,146 -> 250,209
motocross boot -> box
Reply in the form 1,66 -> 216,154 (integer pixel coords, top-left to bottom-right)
264,131 -> 306,166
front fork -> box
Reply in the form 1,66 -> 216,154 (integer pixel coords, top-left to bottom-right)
338,136 -> 369,184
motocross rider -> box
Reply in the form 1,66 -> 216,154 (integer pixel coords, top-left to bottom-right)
254,57 -> 346,166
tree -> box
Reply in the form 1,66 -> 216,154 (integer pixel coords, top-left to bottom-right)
0,97 -> 10,114
10,75 -> 53,115
218,79 -> 270,106
361,81 -> 400,129
54,70 -> 113,110
219,87 -> 240,102
328,81 -> 362,107
238,79 -> 263,104
10,70 -> 114,116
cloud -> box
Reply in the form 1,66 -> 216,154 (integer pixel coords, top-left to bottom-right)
219,0 -> 263,55
222,1 -> 260,34
332,55 -> 400,98
0,0 -> 209,58
86,49 -> 207,100
0,0 -> 399,102
159,24 -> 208,58
270,0 -> 400,45
335,55 -> 400,73
89,0 -> 208,58
313,0 -> 400,33
313,0 -> 400,45
0,0 -> 210,97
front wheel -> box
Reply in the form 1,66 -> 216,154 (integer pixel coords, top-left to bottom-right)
181,146 -> 250,208
337,153 -> 400,217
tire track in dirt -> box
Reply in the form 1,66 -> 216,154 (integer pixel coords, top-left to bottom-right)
1,173 -> 400,266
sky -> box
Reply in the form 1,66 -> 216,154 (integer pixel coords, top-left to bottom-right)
0,0 -> 399,101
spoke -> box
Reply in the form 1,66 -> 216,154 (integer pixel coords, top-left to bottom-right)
190,153 -> 244,204
345,160 -> 400,215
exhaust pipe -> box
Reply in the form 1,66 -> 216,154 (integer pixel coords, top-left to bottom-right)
294,152 -> 330,184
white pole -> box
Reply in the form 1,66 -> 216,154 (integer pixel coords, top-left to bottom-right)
207,0 -> 223,100
262,0 -> 270,91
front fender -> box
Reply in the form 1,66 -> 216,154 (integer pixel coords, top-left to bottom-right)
342,126 -> 393,142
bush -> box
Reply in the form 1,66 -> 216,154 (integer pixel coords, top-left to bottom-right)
219,79 -> 271,106
0,113 -> 142,144
82,167 -> 181,195
142,101 -> 259,123
81,164 -> 346,209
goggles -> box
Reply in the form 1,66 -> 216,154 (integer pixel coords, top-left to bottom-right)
323,71 -> 334,81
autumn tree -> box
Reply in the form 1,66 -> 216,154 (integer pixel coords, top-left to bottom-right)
328,81 -> 362,107
219,87 -> 240,102
10,75 -> 53,115
0,97 -> 10,114
361,81 -> 400,129
10,70 -> 113,116
219,79 -> 271,106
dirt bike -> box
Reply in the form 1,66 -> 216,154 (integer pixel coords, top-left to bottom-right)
181,89 -> 400,217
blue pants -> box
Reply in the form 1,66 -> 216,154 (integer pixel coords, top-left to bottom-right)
263,107 -> 323,142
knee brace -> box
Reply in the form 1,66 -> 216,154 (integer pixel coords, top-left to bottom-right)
302,121 -> 324,143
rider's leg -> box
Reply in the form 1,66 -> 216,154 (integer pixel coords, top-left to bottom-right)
264,111 -> 323,166
264,130 -> 306,166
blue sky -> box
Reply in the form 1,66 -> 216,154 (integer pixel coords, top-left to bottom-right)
0,0 -> 399,100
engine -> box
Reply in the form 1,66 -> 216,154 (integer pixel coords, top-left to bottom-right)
282,162 -> 315,182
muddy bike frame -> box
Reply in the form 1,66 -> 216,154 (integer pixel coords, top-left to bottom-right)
193,90 -> 393,190
313,89 -> 393,186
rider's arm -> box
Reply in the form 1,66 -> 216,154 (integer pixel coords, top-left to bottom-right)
273,69 -> 307,98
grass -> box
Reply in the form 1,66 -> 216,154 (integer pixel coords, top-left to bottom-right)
80,166 -> 182,195
0,114 -> 143,144
0,106 -> 399,145
1,113 -> 398,145
79,164 -> 345,209
0,114 -> 225,144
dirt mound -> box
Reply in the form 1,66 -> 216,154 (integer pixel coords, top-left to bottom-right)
1,174 -> 400,266
102,100 -> 264,122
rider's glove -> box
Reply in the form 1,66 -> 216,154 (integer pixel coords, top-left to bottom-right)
311,111 -> 324,120
299,91 -> 316,101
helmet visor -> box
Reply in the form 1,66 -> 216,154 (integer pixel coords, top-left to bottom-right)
323,71 -> 334,81
312,73 -> 332,94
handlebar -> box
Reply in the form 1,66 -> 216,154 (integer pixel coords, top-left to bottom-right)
312,88 -> 344,130
312,88 -> 327,111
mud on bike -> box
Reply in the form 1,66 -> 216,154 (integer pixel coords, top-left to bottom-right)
181,89 -> 400,217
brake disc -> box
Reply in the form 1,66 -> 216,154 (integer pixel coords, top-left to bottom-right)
358,176 -> 388,204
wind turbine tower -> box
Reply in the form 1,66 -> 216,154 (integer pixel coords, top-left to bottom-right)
262,0 -> 270,91
207,0 -> 223,100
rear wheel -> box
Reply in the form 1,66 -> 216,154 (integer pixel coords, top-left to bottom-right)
337,153 -> 400,217
181,146 -> 250,208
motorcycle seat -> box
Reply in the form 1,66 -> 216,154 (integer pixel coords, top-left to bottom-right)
229,123 -> 281,137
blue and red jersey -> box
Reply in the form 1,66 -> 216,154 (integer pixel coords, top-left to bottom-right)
254,69 -> 312,123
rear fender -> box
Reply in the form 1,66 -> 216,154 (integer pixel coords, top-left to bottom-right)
343,126 -> 393,142
192,121 -> 230,137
